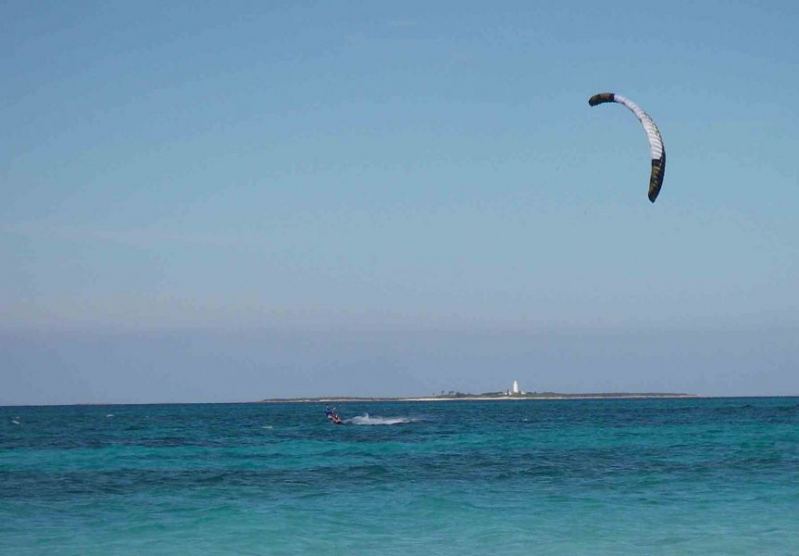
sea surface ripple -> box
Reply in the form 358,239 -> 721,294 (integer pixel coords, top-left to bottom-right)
1,398 -> 798,555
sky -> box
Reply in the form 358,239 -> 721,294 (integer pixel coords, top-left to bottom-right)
1,0 -> 797,404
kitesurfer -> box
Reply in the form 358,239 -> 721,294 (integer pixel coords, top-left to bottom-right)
325,406 -> 342,425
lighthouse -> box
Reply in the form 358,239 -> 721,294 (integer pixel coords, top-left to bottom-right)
512,380 -> 520,395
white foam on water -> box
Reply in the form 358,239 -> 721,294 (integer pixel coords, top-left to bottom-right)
347,413 -> 420,426
261,425 -> 273,429
106,414 -> 114,418
11,420 -> 20,425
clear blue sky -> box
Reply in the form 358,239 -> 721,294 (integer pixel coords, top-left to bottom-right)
2,1 -> 797,404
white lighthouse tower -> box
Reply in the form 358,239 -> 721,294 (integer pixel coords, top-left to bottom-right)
512,380 -> 520,395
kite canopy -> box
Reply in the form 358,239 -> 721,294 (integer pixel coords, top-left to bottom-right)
589,92 -> 666,203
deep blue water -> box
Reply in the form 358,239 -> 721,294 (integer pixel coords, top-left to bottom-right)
2,398 -> 798,555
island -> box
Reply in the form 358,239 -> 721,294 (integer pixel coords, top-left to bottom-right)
259,379 -> 695,403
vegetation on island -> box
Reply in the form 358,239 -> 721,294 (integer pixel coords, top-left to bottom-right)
259,391 -> 695,403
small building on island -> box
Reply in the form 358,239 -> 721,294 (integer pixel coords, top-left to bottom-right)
506,380 -> 526,396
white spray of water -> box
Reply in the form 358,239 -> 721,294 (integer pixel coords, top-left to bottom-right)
347,413 -> 420,426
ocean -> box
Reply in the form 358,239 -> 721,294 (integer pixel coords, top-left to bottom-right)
1,397 -> 798,555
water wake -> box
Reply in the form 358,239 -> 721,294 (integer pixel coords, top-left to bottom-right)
347,413 -> 419,426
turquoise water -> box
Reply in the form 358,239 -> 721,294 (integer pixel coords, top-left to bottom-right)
2,398 -> 798,555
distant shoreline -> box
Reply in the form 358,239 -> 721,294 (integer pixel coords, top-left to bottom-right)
258,392 -> 698,403
10,394 -> 799,408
